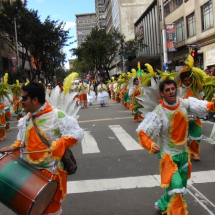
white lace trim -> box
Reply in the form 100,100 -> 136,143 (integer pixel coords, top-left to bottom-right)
188,135 -> 202,141
154,202 -> 159,210
136,112 -> 162,139
163,97 -> 179,107
168,187 -> 187,196
17,115 -> 29,141
58,116 -> 83,143
49,108 -> 58,140
188,97 -> 208,117
31,102 -> 46,116
42,208 -> 62,215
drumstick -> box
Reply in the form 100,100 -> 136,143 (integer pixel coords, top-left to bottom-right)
23,149 -> 51,154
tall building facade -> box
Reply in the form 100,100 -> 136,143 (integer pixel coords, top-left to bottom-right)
105,0 -> 153,76
0,0 -> 29,71
95,0 -> 106,29
163,0 -> 215,70
75,13 -> 96,47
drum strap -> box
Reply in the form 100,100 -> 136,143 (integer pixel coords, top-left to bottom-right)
32,117 -> 51,148
32,117 -> 58,174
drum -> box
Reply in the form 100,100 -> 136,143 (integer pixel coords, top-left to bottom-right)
0,153 -> 58,215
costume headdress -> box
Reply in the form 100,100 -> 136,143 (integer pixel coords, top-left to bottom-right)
46,72 -> 81,118
176,55 -> 207,96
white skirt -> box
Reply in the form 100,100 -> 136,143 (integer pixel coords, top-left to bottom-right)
87,90 -> 96,103
97,91 -> 109,104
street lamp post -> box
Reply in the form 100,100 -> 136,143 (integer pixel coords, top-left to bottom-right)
14,17 -> 19,67
160,0 -> 168,71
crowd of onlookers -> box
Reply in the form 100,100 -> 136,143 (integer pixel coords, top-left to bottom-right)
205,67 -> 215,76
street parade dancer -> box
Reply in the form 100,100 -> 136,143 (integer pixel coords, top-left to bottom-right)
136,74 -> 215,214
87,79 -> 96,106
0,74 -> 12,140
0,81 -> 83,215
11,80 -> 23,121
177,56 -> 208,161
97,80 -> 109,107
1,73 -> 13,132
129,77 -> 143,122
79,78 -> 88,109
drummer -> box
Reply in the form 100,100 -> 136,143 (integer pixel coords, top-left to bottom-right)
0,82 -> 83,215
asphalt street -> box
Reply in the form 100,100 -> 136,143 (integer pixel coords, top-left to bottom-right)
0,100 -> 215,215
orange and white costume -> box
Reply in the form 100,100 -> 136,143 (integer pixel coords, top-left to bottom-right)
12,101 -> 83,215
137,96 -> 215,215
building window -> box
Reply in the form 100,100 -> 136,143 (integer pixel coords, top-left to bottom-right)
201,1 -> 213,31
164,0 -> 183,17
186,12 -> 196,38
175,17 -> 184,42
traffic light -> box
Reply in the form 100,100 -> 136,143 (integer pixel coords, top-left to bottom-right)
190,47 -> 197,58
191,51 -> 195,58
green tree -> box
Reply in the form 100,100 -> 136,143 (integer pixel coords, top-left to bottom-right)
71,27 -> 146,80
0,0 -> 70,84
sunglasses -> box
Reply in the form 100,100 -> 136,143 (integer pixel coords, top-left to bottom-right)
21,95 -> 28,102
164,88 -> 176,93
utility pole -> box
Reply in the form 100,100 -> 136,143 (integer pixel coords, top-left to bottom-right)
160,0 -> 168,71
14,17 -> 19,67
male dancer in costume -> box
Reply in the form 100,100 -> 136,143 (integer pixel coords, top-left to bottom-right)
178,71 -> 204,161
129,78 -> 143,122
137,79 -> 215,215
0,82 -> 83,215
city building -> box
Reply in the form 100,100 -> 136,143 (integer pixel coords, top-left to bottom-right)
75,13 -> 97,47
106,0 -> 153,76
163,0 -> 215,70
95,0 -> 106,29
0,0 -> 29,71
132,0 -> 161,69
132,0 -> 215,71
68,59 -> 76,70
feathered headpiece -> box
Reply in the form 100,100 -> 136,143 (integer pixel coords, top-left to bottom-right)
63,72 -> 79,95
177,55 -> 207,95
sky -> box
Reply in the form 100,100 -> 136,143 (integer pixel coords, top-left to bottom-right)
26,0 -> 96,69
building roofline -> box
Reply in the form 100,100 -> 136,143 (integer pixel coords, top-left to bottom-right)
134,0 -> 157,26
75,13 -> 96,17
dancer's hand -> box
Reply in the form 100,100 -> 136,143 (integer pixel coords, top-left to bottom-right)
0,146 -> 20,153
152,143 -> 160,154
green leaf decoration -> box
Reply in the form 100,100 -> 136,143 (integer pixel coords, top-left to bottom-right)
168,142 -> 176,148
38,118 -> 46,126
58,111 -> 66,118
40,160 -> 50,168
183,146 -> 186,153
54,128 -> 60,136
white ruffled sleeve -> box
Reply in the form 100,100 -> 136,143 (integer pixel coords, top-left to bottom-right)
58,115 -> 83,143
129,87 -> 135,96
136,112 -> 162,139
183,97 -> 209,117
17,115 -> 29,141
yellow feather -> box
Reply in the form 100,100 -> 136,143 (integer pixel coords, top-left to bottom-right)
137,62 -> 141,71
145,63 -> 155,77
63,72 -> 79,95
184,55 -> 194,68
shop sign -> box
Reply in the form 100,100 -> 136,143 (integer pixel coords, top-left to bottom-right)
206,49 -> 215,66
166,24 -> 177,52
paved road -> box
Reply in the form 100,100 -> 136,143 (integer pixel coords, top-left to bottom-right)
0,100 -> 215,215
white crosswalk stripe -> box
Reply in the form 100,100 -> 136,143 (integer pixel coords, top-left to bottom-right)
81,130 -> 100,154
109,125 -> 143,151
67,170 -> 215,194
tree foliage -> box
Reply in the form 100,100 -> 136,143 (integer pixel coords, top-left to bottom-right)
71,27 -> 146,79
0,0 -> 70,83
